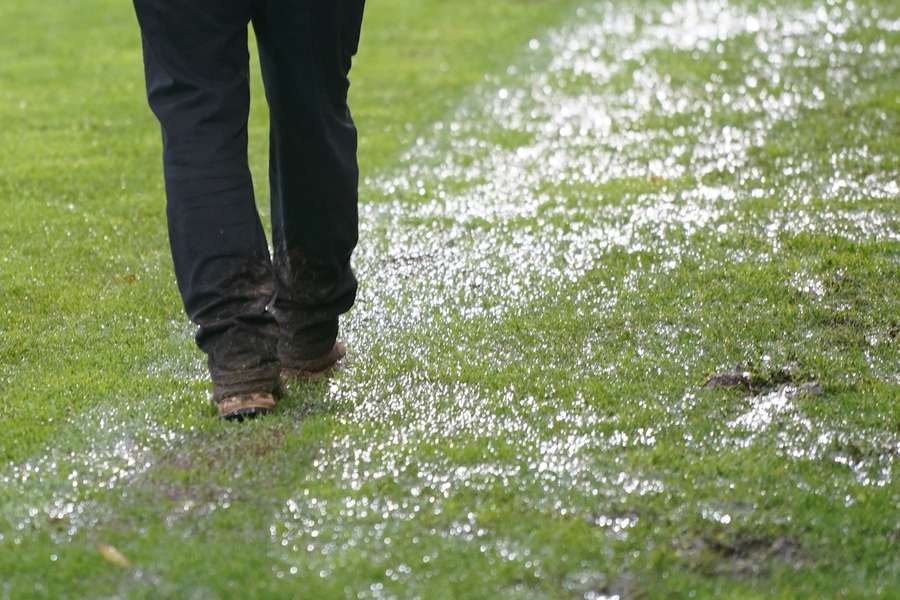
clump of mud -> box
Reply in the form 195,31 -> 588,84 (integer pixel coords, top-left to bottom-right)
702,362 -> 818,395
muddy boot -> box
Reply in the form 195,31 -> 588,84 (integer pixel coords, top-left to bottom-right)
281,341 -> 347,382
211,366 -> 281,420
213,392 -> 277,421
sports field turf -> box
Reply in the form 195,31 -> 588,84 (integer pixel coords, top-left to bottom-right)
1,0 -> 898,597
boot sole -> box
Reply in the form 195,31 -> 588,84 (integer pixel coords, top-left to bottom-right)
216,395 -> 276,420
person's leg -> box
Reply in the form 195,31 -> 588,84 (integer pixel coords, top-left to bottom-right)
133,0 -> 280,400
251,0 -> 364,365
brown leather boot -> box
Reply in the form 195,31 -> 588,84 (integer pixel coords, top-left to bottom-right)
214,392 -> 277,420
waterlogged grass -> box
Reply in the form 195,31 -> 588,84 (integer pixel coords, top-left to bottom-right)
1,0 -> 899,598
0,0 -> 583,464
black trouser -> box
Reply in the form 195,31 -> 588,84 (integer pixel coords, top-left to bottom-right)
133,0 -> 362,396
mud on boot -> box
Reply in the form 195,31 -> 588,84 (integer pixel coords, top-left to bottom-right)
210,365 -> 281,420
214,392 -> 277,420
280,341 -> 347,382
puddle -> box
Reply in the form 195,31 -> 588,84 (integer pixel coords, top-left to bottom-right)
715,382 -> 898,487
727,383 -> 822,434
0,400 -> 186,544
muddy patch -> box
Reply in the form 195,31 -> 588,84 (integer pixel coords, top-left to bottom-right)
702,362 -> 814,394
677,530 -> 804,577
116,422 -> 315,529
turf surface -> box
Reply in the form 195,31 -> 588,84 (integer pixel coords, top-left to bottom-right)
1,0 -> 898,598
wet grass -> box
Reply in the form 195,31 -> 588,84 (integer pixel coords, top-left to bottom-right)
1,0 -> 899,598
0,0 -> 583,464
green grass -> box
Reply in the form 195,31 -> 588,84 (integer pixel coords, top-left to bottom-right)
1,0 -> 899,598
